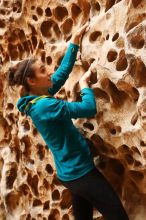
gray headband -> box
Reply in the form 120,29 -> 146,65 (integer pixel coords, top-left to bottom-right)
22,59 -> 32,85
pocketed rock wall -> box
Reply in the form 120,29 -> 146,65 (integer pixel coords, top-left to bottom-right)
0,0 -> 146,219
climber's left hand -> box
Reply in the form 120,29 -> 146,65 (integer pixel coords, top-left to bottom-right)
71,21 -> 90,45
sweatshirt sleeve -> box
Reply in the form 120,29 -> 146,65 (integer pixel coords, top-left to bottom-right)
38,88 -> 97,121
48,43 -> 79,96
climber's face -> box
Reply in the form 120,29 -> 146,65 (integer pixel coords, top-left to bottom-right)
26,59 -> 53,94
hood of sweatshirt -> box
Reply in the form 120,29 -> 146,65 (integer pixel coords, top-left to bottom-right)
17,95 -> 38,114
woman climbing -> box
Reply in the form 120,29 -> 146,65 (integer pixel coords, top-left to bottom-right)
7,22 -> 129,220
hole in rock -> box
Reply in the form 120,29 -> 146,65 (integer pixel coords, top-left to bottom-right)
17,29 -> 26,41
6,162 -> 17,189
71,3 -> 81,20
124,154 -> 134,165
101,78 -> 128,107
116,49 -> 128,71
52,189 -> 60,201
140,140 -> 146,146
125,13 -> 146,32
46,56 -> 52,65
7,113 -> 16,124
46,164 -> 53,174
130,35 -> 144,49
66,90 -> 71,98
12,2 -> 21,13
36,7 -> 43,16
8,45 -> 18,60
107,49 -> 118,62
106,34 -> 109,40
3,1 -> 9,7
40,20 -> 53,38
32,15 -> 38,21
8,31 -> 18,43
31,6 -> 35,10
0,9 -> 5,15
26,214 -> 31,220
91,134 -> 108,154
0,19 -> 5,28
61,18 -> 73,35
22,119 -> 30,131
22,41 -> 30,52
36,143 -> 45,160
19,184 -> 30,196
89,58 -> 96,65
118,144 -> 131,154
131,87 -> 139,102
21,135 -> 32,158
93,88 -> 110,101
38,39 -> 44,49
7,103 -> 14,110
48,209 -> 60,220
105,0 -> 116,12
112,32 -> 119,41
66,34 -> 72,41
83,122 -> 94,131
31,36 -> 37,49
90,70 -> 98,84
89,31 -> 101,42
53,23 -> 61,37
54,6 -> 68,21
52,174 -> 62,186
28,159 -> 34,164
132,0 -> 143,7
131,112 -> 138,125
60,189 -> 71,209
27,174 -> 39,196
5,191 -> 21,212
92,1 -> 100,11
45,7 -> 52,17
50,38 -> 56,43
11,137 -> 21,163
109,158 -> 125,175
43,200 -> 50,210
126,21 -> 139,32
41,51 -> 46,63
33,199 -> 42,207
33,128 -> 38,135
110,128 -> 116,135
43,178 -> 50,190
134,160 -> 142,166
81,60 -> 90,71
62,214 -> 69,220
143,150 -> 146,159
29,24 -> 37,35
131,146 -> 141,155
129,57 -> 146,87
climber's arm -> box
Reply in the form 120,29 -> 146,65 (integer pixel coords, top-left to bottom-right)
48,43 -> 79,96
48,22 -> 89,96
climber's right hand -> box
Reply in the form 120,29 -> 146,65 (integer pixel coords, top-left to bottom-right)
79,69 -> 92,89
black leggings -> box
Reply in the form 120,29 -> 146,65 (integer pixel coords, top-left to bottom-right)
59,167 -> 129,220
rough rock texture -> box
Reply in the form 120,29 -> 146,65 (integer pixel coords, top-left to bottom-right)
0,0 -> 146,219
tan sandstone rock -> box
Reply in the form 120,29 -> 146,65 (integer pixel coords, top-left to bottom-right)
0,0 -> 146,219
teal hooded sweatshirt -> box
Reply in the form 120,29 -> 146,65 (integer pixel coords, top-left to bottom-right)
17,43 -> 97,181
